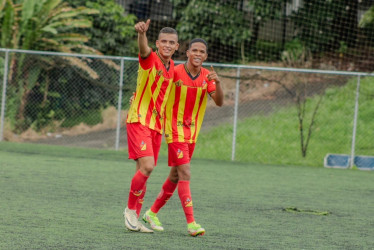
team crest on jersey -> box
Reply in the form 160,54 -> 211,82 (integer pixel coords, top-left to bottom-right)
202,80 -> 207,86
184,198 -> 193,207
140,141 -> 147,151
156,69 -> 163,76
177,149 -> 183,159
175,80 -> 183,87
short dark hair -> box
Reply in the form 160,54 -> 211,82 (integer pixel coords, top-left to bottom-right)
188,38 -> 208,51
158,27 -> 178,39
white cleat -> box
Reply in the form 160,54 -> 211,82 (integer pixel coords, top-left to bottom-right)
123,207 -> 140,231
138,222 -> 154,233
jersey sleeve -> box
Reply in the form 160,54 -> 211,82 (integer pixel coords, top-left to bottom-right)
138,49 -> 155,70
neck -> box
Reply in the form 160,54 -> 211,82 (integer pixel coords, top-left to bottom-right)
157,51 -> 170,67
186,62 -> 200,76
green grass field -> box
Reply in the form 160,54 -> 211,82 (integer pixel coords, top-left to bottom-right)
1,142 -> 373,249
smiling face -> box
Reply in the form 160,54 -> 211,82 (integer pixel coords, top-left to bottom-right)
186,42 -> 208,68
156,33 -> 179,61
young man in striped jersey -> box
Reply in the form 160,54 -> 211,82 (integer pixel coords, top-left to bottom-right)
142,38 -> 224,236
123,19 -> 179,233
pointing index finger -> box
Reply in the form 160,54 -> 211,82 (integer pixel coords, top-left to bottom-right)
210,65 -> 214,72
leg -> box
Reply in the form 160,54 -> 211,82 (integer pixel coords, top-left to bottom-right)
143,167 -> 178,231
124,123 -> 159,232
176,163 -> 194,223
174,143 -> 205,236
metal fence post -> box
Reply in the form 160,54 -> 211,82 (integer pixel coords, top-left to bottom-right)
231,67 -> 241,161
115,58 -> 125,151
0,50 -> 9,142
350,75 -> 361,168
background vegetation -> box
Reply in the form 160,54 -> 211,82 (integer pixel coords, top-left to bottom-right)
175,76 -> 374,166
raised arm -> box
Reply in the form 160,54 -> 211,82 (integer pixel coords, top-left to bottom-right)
134,19 -> 152,58
208,66 -> 224,107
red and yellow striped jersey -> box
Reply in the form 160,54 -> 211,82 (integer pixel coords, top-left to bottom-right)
126,51 -> 174,134
164,64 -> 216,143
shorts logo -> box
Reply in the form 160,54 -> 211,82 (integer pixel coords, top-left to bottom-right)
184,198 -> 193,207
133,189 -> 143,196
177,149 -> 183,159
140,141 -> 147,151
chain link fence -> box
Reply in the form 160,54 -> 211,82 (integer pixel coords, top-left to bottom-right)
1,49 -> 373,166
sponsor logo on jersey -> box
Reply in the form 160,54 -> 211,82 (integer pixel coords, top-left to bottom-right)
175,79 -> 183,87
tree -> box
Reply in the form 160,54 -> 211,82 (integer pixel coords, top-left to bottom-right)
65,0 -> 137,56
359,4 -> 374,47
0,0 -> 106,131
246,0 -> 291,57
291,0 -> 360,53
171,0 -> 251,62
171,0 -> 290,62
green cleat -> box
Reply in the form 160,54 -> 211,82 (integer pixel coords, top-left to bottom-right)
142,209 -> 164,231
187,221 -> 205,237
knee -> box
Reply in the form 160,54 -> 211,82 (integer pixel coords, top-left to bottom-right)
169,173 -> 179,183
178,168 -> 191,181
139,163 -> 154,176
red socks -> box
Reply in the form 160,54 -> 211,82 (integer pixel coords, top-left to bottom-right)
127,170 -> 148,210
151,178 -> 178,213
178,180 -> 195,223
136,185 -> 147,217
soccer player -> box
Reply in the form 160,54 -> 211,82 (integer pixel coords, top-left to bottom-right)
142,38 -> 224,236
123,19 -> 179,233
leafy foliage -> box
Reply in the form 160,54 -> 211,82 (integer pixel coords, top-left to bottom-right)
65,0 -> 137,56
291,0 -> 359,52
0,0 -> 110,132
171,0 -> 251,62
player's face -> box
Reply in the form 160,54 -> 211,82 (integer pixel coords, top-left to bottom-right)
186,42 -> 208,68
156,33 -> 179,60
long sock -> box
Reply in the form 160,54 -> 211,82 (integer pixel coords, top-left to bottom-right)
127,170 -> 148,210
178,180 -> 195,224
151,178 -> 178,214
136,185 -> 147,218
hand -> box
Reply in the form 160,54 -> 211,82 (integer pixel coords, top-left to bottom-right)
134,19 -> 151,34
207,65 -> 220,84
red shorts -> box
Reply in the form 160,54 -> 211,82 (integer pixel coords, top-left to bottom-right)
127,122 -> 162,165
168,142 -> 196,167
